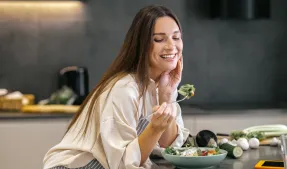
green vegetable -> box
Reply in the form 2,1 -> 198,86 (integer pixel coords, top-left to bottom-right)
165,147 -> 178,155
264,131 -> 287,138
165,147 -> 221,156
230,130 -> 247,140
243,124 -> 287,133
230,130 -> 265,141
178,84 -> 195,99
48,86 -> 76,105
219,143 -> 243,159
215,147 -> 221,155
246,131 -> 265,141
243,124 -> 287,138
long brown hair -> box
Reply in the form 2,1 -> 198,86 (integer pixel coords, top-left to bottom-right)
66,5 -> 182,137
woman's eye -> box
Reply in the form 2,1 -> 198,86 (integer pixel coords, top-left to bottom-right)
154,39 -> 164,42
173,37 -> 181,40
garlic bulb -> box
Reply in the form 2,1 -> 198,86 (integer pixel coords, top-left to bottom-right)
237,138 -> 249,151
219,138 -> 229,145
237,138 -> 248,143
248,138 -> 260,149
270,137 -> 279,146
231,139 -> 238,146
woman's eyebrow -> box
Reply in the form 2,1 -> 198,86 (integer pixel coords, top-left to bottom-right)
153,30 -> 180,35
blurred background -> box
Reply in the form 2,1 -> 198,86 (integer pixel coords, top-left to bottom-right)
0,0 -> 287,169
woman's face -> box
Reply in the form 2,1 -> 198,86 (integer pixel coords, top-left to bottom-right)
149,16 -> 183,78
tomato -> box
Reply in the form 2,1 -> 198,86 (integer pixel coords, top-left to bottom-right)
208,150 -> 216,154
201,151 -> 208,156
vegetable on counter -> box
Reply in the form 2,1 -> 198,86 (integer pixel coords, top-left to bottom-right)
248,138 -> 260,149
219,143 -> 243,159
230,130 -> 265,141
236,138 -> 249,151
243,124 -> 287,139
230,131 -> 248,140
246,131 -> 265,141
228,124 -> 287,148
243,124 -> 287,133
219,138 -> 229,145
270,137 -> 280,146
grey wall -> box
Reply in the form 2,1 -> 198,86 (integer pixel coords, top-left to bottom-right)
0,0 -> 287,109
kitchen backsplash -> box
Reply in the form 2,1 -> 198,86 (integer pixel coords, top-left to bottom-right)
0,0 -> 287,109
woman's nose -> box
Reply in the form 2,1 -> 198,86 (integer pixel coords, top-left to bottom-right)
164,39 -> 175,50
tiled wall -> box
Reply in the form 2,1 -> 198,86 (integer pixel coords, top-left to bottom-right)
0,0 -> 287,109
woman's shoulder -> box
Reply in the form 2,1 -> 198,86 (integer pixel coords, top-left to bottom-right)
113,74 -> 138,90
105,74 -> 139,98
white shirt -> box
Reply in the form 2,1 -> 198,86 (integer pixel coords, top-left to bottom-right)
43,74 -> 190,169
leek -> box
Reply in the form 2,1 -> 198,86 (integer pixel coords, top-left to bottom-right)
243,124 -> 287,138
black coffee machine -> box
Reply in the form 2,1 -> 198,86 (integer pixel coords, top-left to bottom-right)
58,66 -> 89,105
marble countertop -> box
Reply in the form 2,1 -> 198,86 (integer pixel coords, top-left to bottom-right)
152,146 -> 283,169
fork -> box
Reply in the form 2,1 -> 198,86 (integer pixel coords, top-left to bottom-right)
144,95 -> 188,120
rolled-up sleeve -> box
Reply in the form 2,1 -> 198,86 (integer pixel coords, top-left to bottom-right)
100,85 -> 145,169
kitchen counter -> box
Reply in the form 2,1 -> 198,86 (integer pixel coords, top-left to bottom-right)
0,112 -> 74,120
180,106 -> 287,115
0,105 -> 286,120
152,146 -> 283,169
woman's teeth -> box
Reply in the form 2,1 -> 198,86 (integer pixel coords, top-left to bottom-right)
160,54 -> 175,59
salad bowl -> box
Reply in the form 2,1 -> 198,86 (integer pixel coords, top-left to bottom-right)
161,147 -> 227,169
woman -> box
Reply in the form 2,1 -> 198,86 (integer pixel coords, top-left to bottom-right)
43,5 -> 190,169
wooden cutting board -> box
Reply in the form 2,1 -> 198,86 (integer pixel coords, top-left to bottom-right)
21,105 -> 80,113
259,138 -> 276,146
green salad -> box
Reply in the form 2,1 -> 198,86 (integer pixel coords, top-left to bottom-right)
178,84 -> 195,99
165,147 -> 221,157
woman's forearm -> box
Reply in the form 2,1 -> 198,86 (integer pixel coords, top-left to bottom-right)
158,103 -> 178,147
158,119 -> 178,147
138,123 -> 164,166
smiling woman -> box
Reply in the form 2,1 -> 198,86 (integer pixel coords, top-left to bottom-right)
149,16 -> 183,81
43,5 -> 190,169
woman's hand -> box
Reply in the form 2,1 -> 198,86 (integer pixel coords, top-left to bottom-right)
138,102 -> 176,166
150,102 -> 176,133
158,55 -> 183,104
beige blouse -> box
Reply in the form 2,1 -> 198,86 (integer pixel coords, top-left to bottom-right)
43,74 -> 190,169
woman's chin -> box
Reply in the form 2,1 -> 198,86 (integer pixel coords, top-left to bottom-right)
163,65 -> 177,72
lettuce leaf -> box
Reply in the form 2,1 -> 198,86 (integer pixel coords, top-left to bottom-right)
178,84 -> 195,99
